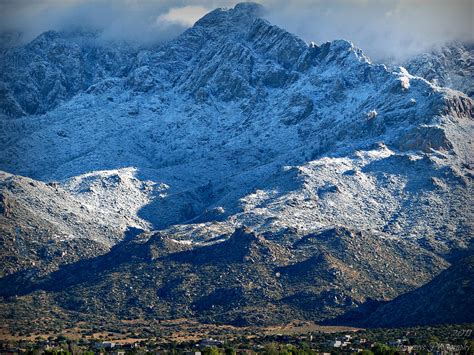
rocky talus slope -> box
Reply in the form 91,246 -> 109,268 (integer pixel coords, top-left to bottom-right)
362,255 -> 474,327
0,227 -> 450,326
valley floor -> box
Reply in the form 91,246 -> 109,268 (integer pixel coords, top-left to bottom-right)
1,319 -> 473,354
0,318 -> 358,343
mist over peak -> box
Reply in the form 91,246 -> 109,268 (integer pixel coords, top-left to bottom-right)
1,0 -> 472,62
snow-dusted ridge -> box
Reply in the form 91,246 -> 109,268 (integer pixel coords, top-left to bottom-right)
1,1 -> 473,240
0,2 -> 473,324
405,41 -> 474,99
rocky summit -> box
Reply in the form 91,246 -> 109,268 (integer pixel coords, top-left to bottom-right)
0,2 -> 473,330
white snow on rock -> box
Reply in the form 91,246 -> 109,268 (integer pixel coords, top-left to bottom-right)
404,42 -> 474,98
0,3 -> 472,252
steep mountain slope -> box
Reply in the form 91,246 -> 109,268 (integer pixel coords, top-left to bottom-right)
359,255 -> 474,327
0,227 -> 448,326
1,4 -> 472,182
0,29 -> 135,117
0,169 -> 155,277
405,42 -> 474,98
0,3 -> 473,328
0,172 -> 106,278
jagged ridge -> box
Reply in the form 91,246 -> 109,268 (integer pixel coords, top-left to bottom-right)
0,2 -> 473,329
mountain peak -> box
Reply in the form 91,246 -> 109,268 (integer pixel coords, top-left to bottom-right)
233,2 -> 265,16
193,1 -> 265,32
1,1 -> 473,332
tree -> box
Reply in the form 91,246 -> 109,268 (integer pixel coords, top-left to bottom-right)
372,343 -> 397,355
263,343 -> 279,355
203,347 -> 220,355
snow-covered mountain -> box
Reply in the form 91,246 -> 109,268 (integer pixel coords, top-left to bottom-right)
0,29 -> 135,117
0,3 -> 473,328
405,42 -> 474,99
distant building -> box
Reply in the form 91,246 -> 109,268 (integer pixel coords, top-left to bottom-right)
343,335 -> 352,342
122,342 -> 138,349
330,340 -> 342,348
199,338 -> 224,348
95,341 -> 116,349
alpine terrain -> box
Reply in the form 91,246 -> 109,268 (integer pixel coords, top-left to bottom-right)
0,3 -> 473,331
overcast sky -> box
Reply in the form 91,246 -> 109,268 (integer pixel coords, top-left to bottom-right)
0,0 -> 473,62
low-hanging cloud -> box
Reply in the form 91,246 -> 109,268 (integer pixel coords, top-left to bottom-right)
263,0 -> 474,62
0,0 -> 472,61
0,0 -> 226,46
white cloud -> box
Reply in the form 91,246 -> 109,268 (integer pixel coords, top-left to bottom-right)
156,5 -> 210,27
261,0 -> 474,62
0,0 -> 472,61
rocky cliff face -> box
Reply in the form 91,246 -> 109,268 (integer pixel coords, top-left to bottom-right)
0,3 -> 473,329
0,30 -> 135,117
405,42 -> 474,98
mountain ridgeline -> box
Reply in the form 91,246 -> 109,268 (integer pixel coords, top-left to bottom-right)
0,2 -> 473,330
